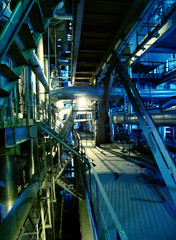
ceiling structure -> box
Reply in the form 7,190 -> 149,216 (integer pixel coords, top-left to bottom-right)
72,0 -> 150,86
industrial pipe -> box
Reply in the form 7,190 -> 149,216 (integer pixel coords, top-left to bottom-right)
159,96 -> 176,109
0,158 -> 50,240
0,154 -> 18,222
0,1 -> 49,91
51,86 -> 176,102
113,109 -> 176,126
29,52 -> 49,91
59,104 -> 79,138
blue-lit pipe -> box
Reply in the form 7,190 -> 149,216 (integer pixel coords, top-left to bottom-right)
159,96 -> 176,109
113,110 -> 176,126
51,86 -> 176,103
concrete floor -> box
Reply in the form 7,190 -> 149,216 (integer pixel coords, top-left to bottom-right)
83,140 -> 176,240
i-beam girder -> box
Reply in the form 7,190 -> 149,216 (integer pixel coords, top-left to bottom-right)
115,54 -> 176,206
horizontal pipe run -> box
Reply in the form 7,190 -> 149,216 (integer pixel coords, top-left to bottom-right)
51,86 -> 176,103
113,110 -> 176,126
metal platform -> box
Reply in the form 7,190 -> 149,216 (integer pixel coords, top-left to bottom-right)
83,140 -> 176,240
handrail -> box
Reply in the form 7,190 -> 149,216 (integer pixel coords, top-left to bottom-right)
80,145 -> 128,240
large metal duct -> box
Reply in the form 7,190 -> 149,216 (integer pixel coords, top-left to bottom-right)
0,1 -> 49,91
53,0 -> 68,54
29,53 -> 48,91
59,104 -> 78,138
113,109 -> 176,126
0,158 -> 50,240
51,86 -> 176,102
0,154 -> 18,222
51,86 -> 105,101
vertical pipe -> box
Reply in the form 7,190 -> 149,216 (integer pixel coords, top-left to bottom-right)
0,153 -> 18,222
28,66 -> 33,120
34,138 -> 40,178
13,83 -> 19,124
48,25 -> 56,240
27,139 -> 35,180
25,67 -> 30,124
37,36 -> 45,103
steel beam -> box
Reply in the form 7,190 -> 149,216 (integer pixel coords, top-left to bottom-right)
72,0 -> 85,84
55,153 -> 73,181
38,123 -> 83,159
115,54 -> 176,206
0,0 -> 35,63
56,176 -> 84,200
96,71 -> 114,146
94,0 -> 149,78
125,4 -> 176,67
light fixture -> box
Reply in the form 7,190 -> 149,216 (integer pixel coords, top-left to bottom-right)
77,97 -> 87,108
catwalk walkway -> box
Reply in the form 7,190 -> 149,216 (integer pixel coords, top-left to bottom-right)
82,140 -> 176,240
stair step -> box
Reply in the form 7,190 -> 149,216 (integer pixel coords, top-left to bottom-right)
39,0 -> 53,17
0,88 -> 10,97
8,43 -> 29,65
56,177 -> 84,200
0,0 -> 36,63
0,64 -> 19,81
28,3 -> 45,33
18,23 -> 37,49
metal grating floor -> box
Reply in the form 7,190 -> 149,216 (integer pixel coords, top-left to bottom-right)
83,140 -> 176,240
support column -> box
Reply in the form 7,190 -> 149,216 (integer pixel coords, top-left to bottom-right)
0,149 -> 18,222
96,71 -> 114,146
115,54 -> 176,206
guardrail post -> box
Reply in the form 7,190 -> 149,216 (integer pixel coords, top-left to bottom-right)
96,182 -> 101,239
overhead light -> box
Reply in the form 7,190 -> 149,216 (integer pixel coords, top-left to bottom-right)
77,97 -> 87,108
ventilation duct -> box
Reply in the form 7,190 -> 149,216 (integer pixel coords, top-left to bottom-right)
0,1 -> 49,91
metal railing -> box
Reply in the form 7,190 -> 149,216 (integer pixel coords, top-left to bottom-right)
77,142 -> 128,240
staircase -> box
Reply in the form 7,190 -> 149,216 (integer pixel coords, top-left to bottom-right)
0,0 -> 57,109
56,176 -> 84,200
39,122 -> 84,160
38,121 -> 88,200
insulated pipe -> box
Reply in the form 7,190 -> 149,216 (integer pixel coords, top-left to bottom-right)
0,154 -> 18,222
51,86 -> 176,103
113,110 -> 176,126
159,96 -> 176,109
29,53 -> 48,91
59,104 -> 79,138
0,1 -> 49,91
0,159 -> 50,240
51,86 -> 105,101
